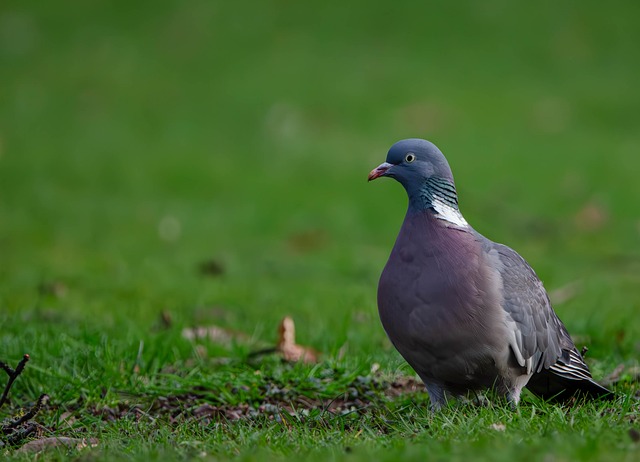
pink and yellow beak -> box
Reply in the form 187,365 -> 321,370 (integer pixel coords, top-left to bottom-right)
368,162 -> 393,181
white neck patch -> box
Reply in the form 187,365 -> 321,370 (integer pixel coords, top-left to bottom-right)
432,195 -> 469,228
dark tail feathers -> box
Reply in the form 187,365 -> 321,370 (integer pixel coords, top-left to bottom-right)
526,369 -> 613,402
526,348 -> 613,402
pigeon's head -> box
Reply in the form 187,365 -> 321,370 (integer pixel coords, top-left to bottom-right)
368,139 -> 454,190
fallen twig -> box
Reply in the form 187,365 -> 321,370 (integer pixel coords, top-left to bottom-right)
1,394 -> 49,435
1,355 -> 50,449
0,354 -> 30,409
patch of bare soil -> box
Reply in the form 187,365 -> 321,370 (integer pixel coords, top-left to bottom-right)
87,376 -> 426,424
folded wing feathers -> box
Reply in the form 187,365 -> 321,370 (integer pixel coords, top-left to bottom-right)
490,241 -> 571,374
490,242 -> 606,391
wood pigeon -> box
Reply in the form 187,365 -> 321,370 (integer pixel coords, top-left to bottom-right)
369,138 -> 612,409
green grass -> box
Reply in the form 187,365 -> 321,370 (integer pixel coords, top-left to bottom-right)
1,0 -> 640,459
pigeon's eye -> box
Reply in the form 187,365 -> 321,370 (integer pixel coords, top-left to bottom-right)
405,153 -> 416,163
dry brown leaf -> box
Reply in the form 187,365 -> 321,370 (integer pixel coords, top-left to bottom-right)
277,316 -> 319,364
17,437 -> 99,454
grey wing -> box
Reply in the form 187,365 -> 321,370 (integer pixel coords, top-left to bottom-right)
486,241 -> 575,374
482,238 -> 609,399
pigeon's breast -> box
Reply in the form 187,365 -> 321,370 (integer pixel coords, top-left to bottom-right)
377,212 -> 508,384
378,212 -> 481,323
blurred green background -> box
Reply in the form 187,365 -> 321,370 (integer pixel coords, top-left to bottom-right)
1,0 -> 639,392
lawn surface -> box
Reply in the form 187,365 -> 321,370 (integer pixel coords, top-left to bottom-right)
1,0 -> 639,460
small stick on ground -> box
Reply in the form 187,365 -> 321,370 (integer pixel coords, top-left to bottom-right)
0,354 -> 30,409
1,394 -> 49,435
1,355 -> 50,449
